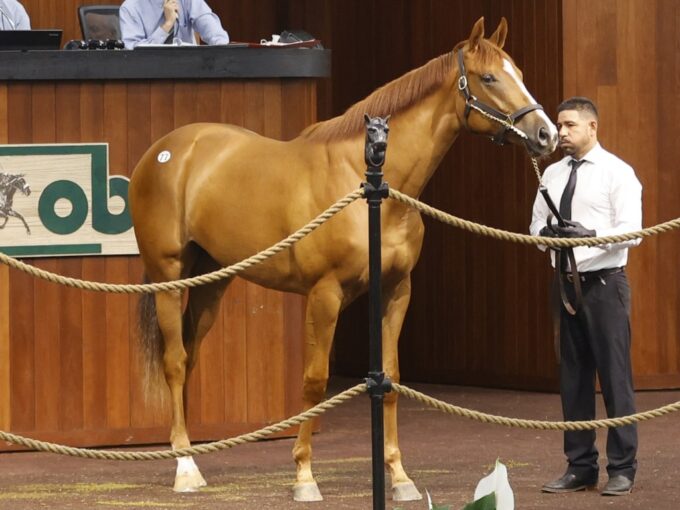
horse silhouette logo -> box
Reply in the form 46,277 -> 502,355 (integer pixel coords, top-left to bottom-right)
0,171 -> 32,235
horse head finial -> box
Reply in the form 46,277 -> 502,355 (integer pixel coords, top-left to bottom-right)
364,114 -> 390,168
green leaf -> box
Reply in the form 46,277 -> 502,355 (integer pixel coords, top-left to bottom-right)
462,492 -> 496,510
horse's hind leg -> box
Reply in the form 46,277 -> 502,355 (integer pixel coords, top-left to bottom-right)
144,250 -> 205,492
292,279 -> 343,502
183,251 -> 231,373
151,278 -> 200,491
172,251 -> 231,492
383,274 -> 422,501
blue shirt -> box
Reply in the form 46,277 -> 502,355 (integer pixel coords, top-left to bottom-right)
120,0 -> 229,49
0,0 -> 30,30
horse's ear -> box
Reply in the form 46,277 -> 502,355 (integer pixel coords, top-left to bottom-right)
467,16 -> 485,51
489,17 -> 508,49
364,113 -> 371,125
384,114 -> 391,123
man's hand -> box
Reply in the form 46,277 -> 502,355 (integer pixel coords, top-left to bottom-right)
162,0 -> 179,33
551,220 -> 596,238
539,224 -> 559,238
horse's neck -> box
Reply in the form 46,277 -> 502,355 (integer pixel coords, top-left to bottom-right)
382,87 -> 461,197
3,187 -> 16,205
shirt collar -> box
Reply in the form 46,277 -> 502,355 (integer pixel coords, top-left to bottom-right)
571,142 -> 605,167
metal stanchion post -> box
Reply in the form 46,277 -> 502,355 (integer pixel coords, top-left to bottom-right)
362,115 -> 391,510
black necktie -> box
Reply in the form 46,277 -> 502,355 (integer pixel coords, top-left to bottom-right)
164,26 -> 175,44
559,159 -> 584,220
558,159 -> 584,272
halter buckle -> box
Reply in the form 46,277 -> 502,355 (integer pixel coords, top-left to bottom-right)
457,75 -> 468,91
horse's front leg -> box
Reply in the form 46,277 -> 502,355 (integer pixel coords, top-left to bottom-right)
382,274 -> 422,501
0,214 -> 8,229
155,288 -> 206,492
292,279 -> 343,502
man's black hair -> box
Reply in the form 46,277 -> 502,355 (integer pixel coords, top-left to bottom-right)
557,96 -> 599,120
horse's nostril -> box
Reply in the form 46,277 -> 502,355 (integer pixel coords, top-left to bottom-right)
537,126 -> 550,146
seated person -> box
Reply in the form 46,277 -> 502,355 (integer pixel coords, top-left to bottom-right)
84,11 -> 120,41
120,0 -> 229,49
0,0 -> 31,30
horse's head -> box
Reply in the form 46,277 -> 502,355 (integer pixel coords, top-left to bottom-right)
454,17 -> 558,157
11,175 -> 31,196
364,113 -> 390,167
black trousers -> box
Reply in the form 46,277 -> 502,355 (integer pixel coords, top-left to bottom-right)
558,270 -> 637,481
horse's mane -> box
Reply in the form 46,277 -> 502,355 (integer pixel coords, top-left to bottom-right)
300,40 -> 502,142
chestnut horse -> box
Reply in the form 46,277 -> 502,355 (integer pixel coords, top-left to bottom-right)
129,17 -> 557,501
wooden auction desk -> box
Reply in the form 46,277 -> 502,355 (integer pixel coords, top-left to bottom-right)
0,47 -> 330,449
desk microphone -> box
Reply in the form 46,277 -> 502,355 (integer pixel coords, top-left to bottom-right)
0,6 -> 16,30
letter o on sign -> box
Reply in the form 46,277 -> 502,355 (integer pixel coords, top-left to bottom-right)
39,180 -> 89,235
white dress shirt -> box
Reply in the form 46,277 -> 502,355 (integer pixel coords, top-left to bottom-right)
530,143 -> 642,272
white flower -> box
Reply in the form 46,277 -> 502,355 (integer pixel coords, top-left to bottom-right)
472,460 -> 514,510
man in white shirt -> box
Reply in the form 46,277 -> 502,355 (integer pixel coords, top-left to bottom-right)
0,0 -> 30,30
530,97 -> 642,497
120,0 -> 229,49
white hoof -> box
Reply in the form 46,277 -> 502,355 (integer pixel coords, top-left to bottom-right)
293,481 -> 323,502
392,481 -> 422,501
173,456 -> 207,492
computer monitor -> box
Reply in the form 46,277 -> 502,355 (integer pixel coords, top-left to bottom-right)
0,30 -> 63,51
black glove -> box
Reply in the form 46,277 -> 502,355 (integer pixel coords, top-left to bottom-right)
551,220 -> 596,238
538,225 -> 559,238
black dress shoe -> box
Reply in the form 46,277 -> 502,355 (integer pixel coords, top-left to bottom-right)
541,473 -> 598,493
601,475 -> 633,496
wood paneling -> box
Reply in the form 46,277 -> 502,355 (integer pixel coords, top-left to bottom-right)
0,264 -> 9,431
562,0 -> 680,388
1,79 -> 314,449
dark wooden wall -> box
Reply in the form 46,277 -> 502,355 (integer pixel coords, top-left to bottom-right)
562,0 -> 680,388
15,0 -> 680,393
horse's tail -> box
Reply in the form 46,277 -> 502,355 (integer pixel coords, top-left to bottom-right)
137,276 -> 167,406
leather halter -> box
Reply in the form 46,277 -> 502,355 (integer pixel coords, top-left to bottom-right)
456,49 -> 544,145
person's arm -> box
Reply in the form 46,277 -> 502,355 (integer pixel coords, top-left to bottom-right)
14,3 -> 30,29
188,0 -> 229,45
530,188 -> 553,252
597,165 -> 643,249
120,2 -> 177,49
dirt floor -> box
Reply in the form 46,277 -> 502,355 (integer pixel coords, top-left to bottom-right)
1,376 -> 679,510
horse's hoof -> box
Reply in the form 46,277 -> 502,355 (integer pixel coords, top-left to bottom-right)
293,481 -> 323,502
173,457 -> 207,492
173,473 -> 207,492
392,481 -> 422,501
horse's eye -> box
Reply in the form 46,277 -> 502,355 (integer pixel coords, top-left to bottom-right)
481,74 -> 496,84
